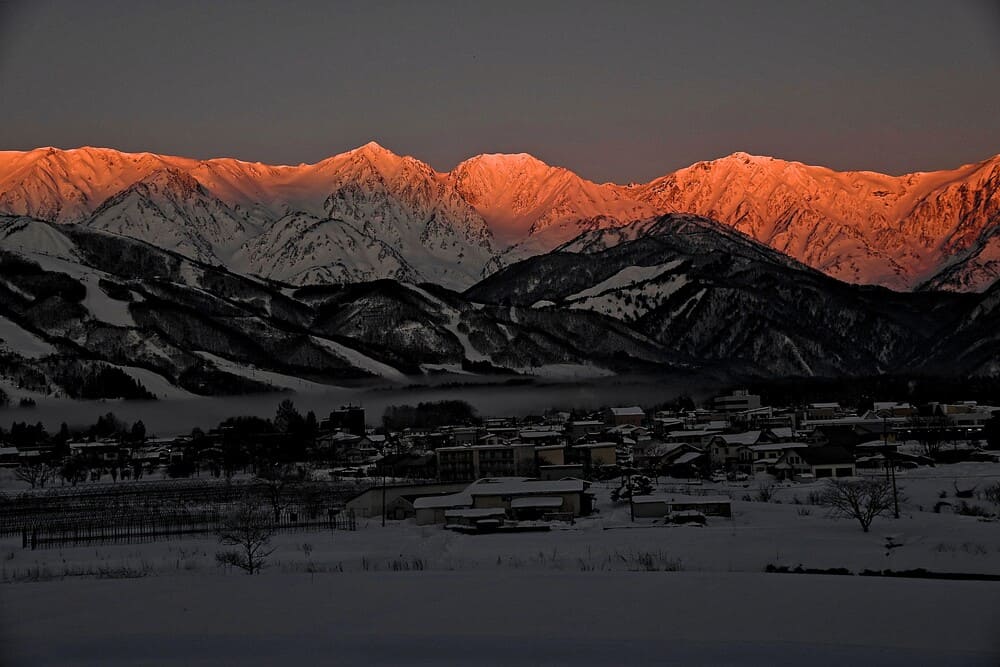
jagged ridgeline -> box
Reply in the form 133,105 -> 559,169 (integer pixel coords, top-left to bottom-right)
1,145 -> 998,293
1,142 -> 1000,398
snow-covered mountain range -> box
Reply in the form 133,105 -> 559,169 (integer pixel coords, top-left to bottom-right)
1,144 -> 998,292
7,211 -> 1000,401
0,215 -> 683,398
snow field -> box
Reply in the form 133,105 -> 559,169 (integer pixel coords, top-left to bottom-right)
1,571 -> 997,666
2,464 -> 1000,664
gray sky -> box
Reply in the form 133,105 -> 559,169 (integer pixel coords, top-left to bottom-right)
1,0 -> 998,182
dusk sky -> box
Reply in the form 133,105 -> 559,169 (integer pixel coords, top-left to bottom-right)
1,0 -> 999,183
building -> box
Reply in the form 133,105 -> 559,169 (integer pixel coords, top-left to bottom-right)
569,442 -> 618,469
413,477 -> 593,525
807,402 -> 841,420
324,405 -> 366,436
713,390 -> 761,414
537,464 -> 585,480
436,443 -> 536,482
632,494 -> 733,518
0,446 -> 20,467
468,478 -> 592,516
373,452 -> 436,479
535,444 -> 566,467
663,429 -> 724,446
346,481 -> 469,519
566,420 -> 605,441
663,449 -> 708,478
775,446 -> 856,479
872,402 -> 915,418
605,406 -> 645,427
67,441 -> 121,463
517,428 -> 565,447
743,442 -> 811,475
708,431 -> 763,467
633,442 -> 699,470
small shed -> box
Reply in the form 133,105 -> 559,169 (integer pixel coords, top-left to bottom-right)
444,508 -> 506,532
510,495 -> 563,520
632,494 -> 732,518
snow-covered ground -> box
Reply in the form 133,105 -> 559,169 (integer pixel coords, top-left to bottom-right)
2,463 -> 998,665
3,571 -> 997,666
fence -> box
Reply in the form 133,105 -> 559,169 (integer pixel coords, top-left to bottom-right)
22,507 -> 357,550
2,478 -> 367,549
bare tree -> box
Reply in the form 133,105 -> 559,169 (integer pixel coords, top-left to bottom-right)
755,481 -> 776,502
215,498 -> 277,575
979,482 -> 1000,513
15,462 -> 56,489
821,478 -> 895,532
255,463 -> 302,521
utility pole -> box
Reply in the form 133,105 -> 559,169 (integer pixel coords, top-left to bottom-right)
889,451 -> 899,518
881,411 -> 900,519
628,467 -> 635,522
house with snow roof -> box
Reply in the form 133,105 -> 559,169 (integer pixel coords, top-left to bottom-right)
708,431 -> 763,467
807,402 -> 841,420
566,420 -> 606,441
742,442 -> 812,475
605,406 -> 645,427
413,477 -> 592,525
772,446 -> 856,480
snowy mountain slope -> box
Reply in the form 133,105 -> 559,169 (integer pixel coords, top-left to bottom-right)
916,278 -> 1000,377
316,143 -> 500,290
0,144 -> 501,290
7,212 -> 1000,383
0,217 -> 688,397
0,214 -> 82,262
0,147 -> 179,222
84,168 -> 261,265
0,314 -> 58,359
634,152 -> 1000,291
919,225 -> 1000,292
449,153 -> 656,247
230,212 -> 419,286
466,214 -> 975,376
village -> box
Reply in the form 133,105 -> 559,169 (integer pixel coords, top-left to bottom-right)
3,390 -> 1000,665
2,389 -> 999,553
